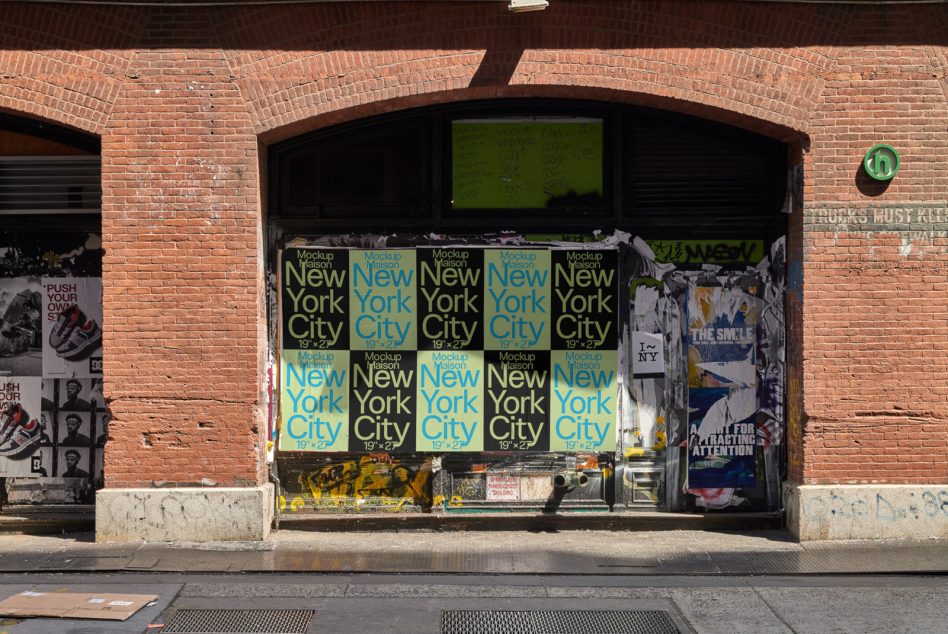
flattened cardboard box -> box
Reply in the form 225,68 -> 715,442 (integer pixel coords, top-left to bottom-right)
0,591 -> 157,621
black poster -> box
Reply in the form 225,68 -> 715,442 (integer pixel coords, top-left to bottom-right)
282,248 -> 349,350
349,351 -> 417,452
417,248 -> 483,350
484,350 -> 550,451
551,249 -> 618,350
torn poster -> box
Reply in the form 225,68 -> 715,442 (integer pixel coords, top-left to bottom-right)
687,286 -> 758,488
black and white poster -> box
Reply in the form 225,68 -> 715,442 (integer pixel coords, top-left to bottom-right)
0,278 -> 43,377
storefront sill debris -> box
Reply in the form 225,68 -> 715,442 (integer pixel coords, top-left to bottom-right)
277,511 -> 781,532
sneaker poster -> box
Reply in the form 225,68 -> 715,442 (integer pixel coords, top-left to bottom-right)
0,377 -> 50,476
41,278 -> 103,378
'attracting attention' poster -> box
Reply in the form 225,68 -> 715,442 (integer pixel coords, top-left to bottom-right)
686,286 -> 758,488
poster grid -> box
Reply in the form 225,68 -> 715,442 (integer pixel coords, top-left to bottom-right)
278,245 -> 620,454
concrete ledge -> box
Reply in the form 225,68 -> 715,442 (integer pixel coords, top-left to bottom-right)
96,484 -> 274,542
278,510 -> 781,532
784,483 -> 948,541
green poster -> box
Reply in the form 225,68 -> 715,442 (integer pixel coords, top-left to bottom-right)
451,120 -> 603,209
549,350 -> 617,452
484,249 -> 550,351
415,350 -> 484,451
349,250 -> 416,350
279,349 -> 350,452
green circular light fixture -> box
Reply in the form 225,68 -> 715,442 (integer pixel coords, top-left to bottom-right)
863,144 -> 900,181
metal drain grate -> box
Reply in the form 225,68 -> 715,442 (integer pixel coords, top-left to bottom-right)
441,610 -> 679,634
160,609 -> 314,633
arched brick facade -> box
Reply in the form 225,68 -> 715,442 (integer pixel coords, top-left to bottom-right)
1,1 -> 944,505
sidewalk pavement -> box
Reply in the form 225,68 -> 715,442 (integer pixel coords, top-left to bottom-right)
0,527 -> 945,575
0,528 -> 945,632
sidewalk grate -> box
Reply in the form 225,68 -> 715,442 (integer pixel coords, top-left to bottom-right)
441,610 -> 679,633
160,609 -> 314,633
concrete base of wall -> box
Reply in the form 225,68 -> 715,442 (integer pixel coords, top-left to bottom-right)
96,484 -> 274,542
784,483 -> 948,541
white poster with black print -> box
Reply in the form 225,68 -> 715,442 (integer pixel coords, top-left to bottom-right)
29,446 -> 54,478
3,444 -> 54,478
57,446 -> 91,478
41,278 -> 103,378
0,278 -> 43,377
57,377 -> 100,412
0,376 -> 45,476
58,410 -> 93,447
60,444 -> 94,502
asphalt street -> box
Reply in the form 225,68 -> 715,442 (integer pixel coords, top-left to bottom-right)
0,572 -> 946,633
0,529 -> 944,633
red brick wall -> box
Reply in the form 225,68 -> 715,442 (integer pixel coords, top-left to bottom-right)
100,8 -> 266,488
800,6 -> 948,485
0,1 -> 943,488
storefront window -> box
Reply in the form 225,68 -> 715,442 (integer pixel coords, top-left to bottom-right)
269,100 -> 787,515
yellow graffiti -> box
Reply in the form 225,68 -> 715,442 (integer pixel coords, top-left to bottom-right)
290,456 -> 432,512
654,430 -> 667,450
449,495 -> 464,507
623,427 -> 664,456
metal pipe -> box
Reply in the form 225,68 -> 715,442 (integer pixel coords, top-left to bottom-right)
553,470 -> 589,488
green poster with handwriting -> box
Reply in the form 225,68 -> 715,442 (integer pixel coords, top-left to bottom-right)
451,120 -> 603,209
646,239 -> 765,264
